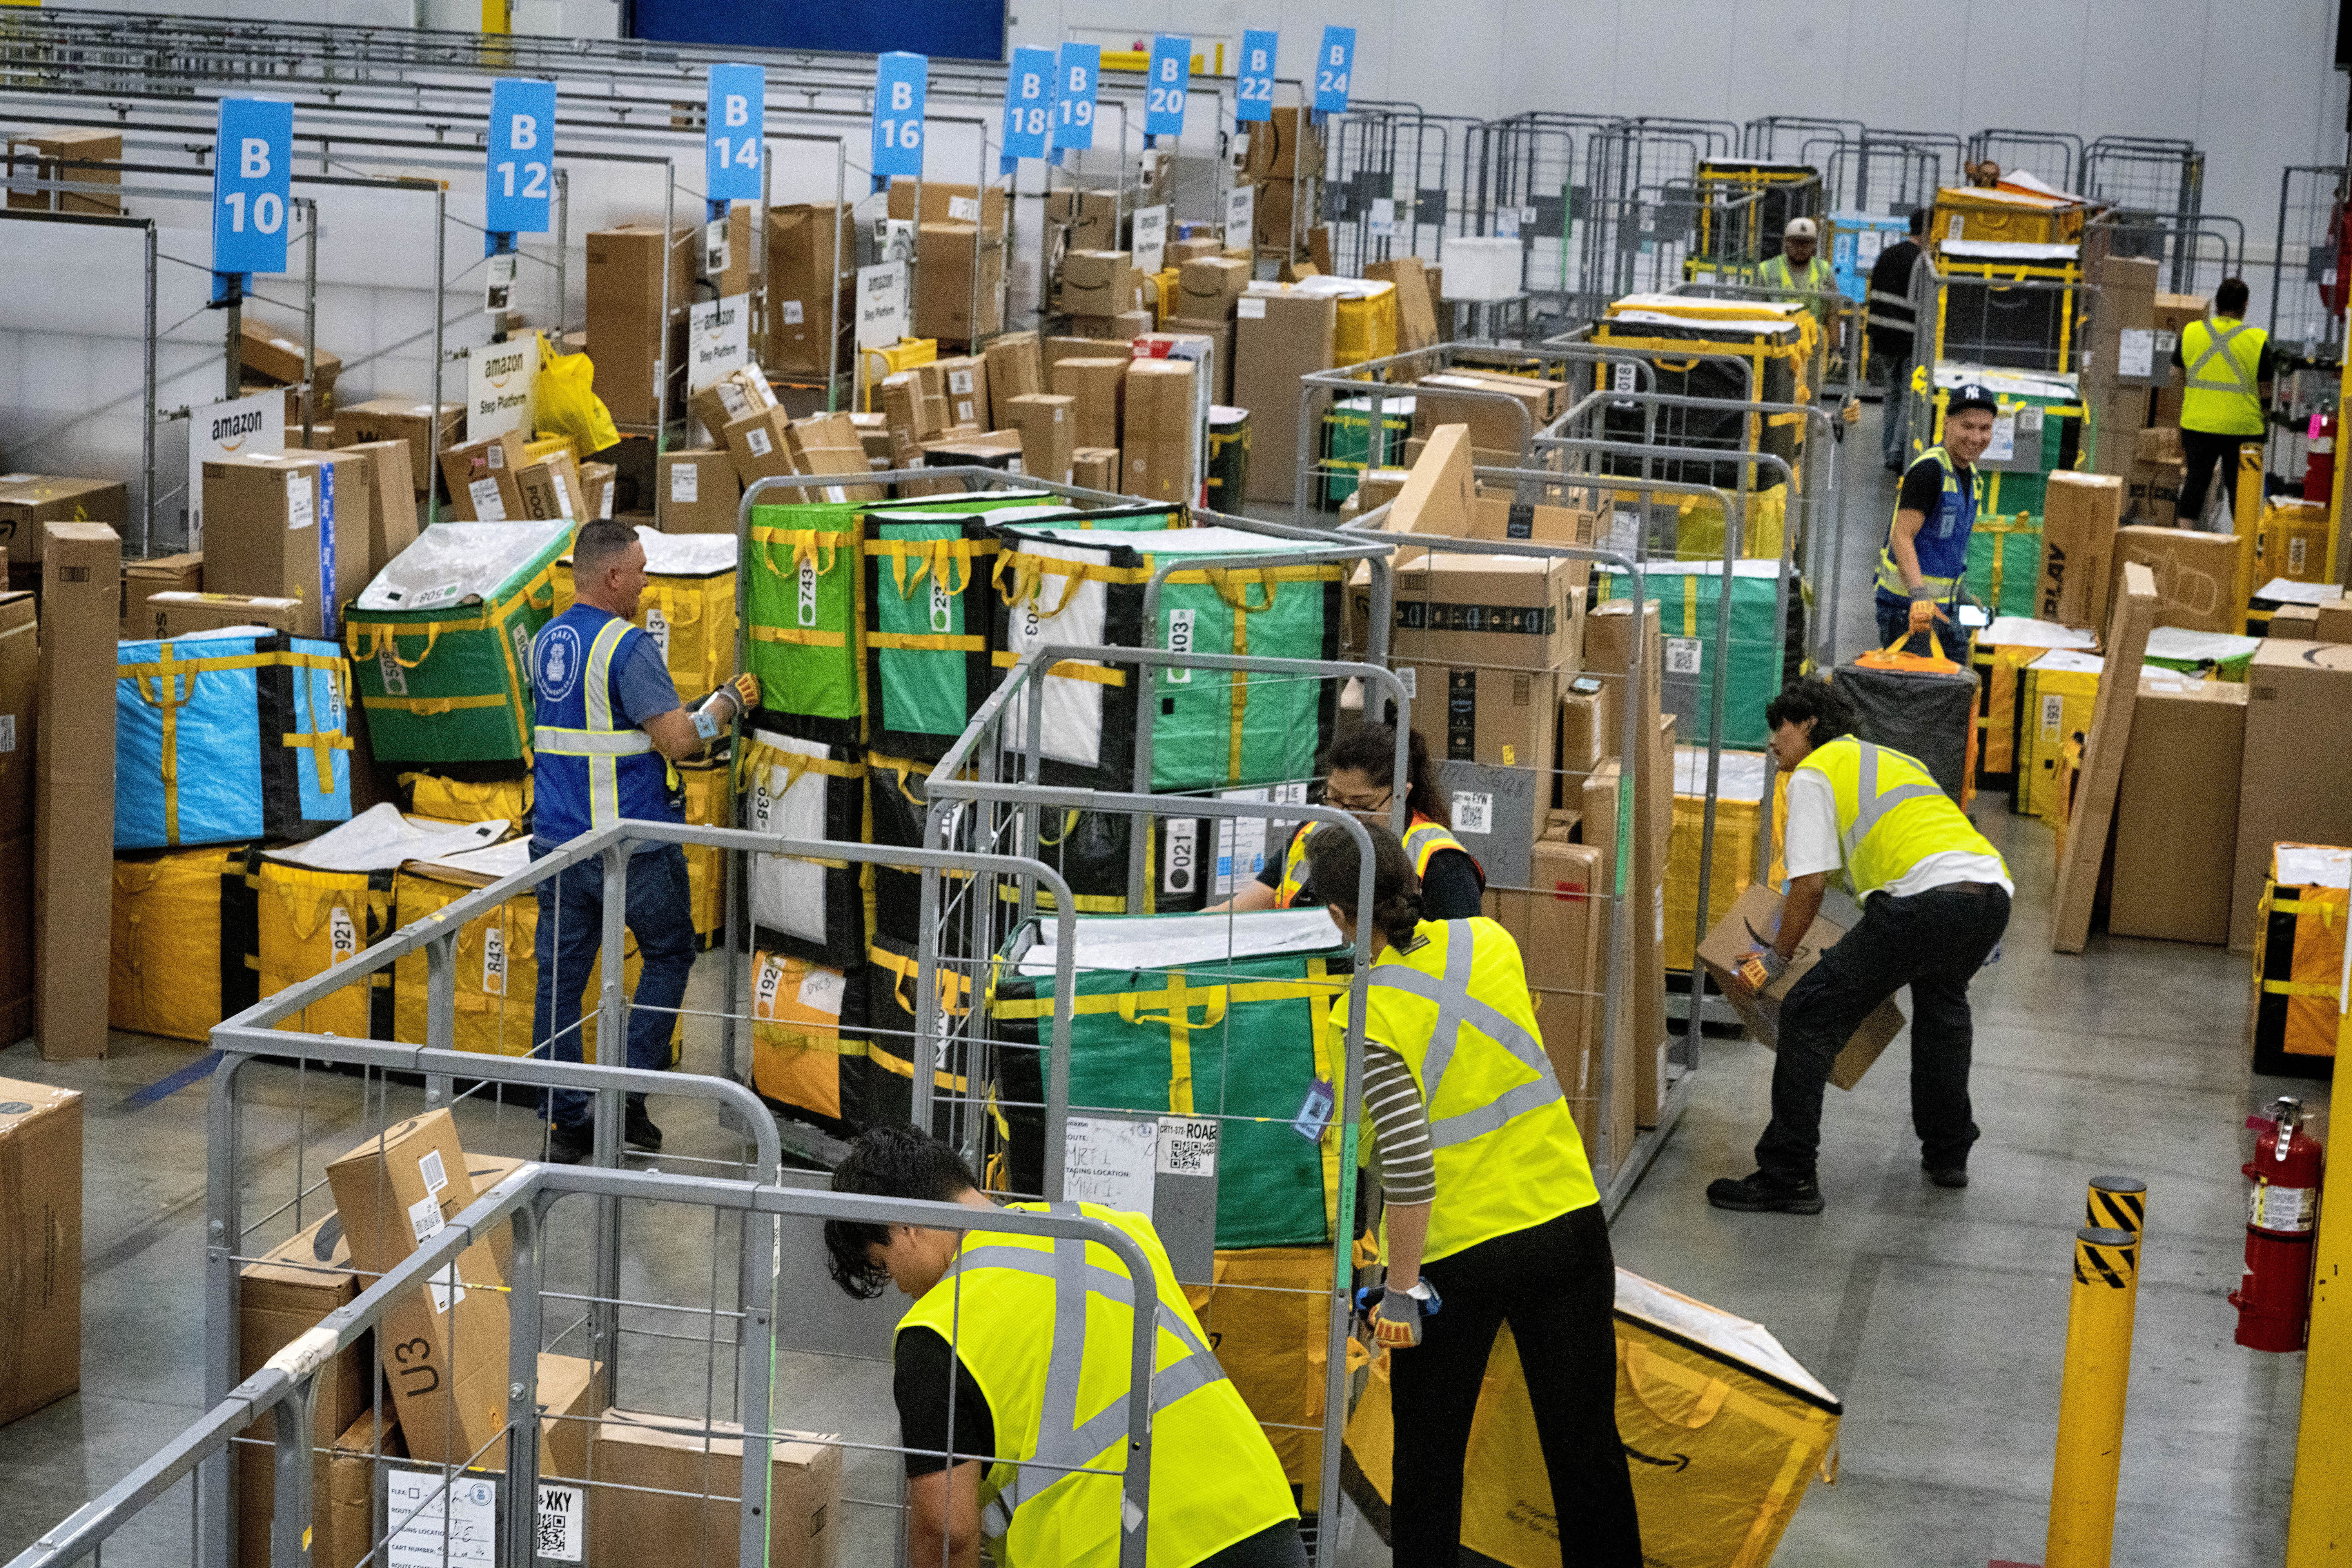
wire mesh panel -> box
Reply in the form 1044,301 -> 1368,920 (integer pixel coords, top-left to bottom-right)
1321,103 -> 1466,277
2271,165 -> 2349,359
2085,135 -> 2207,292
1966,129 -> 2083,194
1841,129 -> 1961,216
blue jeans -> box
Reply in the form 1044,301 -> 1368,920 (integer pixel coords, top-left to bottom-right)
1873,347 -> 1912,471
532,842 -> 696,1127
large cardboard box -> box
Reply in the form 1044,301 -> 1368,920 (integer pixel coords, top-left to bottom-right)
6,128 -> 121,215
1006,393 -> 1076,486
1240,107 -> 1323,181
1160,316 -> 1235,404
766,204 -> 853,377
1484,831 -> 1624,1170
1372,550 -> 1581,782
203,453 -> 374,636
2232,640 -> 2352,950
1411,371 -> 1563,454
915,222 -> 1005,341
687,364 -> 779,448
2126,457 -> 2185,526
1073,448 -> 1120,492
34,523 -> 117,1059
1382,425 -> 1475,536
1121,358 -> 1198,504
1584,602 -> 1669,1119
238,316 -> 342,399
0,475 -> 129,566
336,399 -> 461,494
588,1411 -> 842,1568
1233,290 -> 1339,503
343,442 -> 418,580
2151,292 -> 2210,426
1044,187 -> 1120,252
723,406 -> 799,487
0,1080 -> 79,1420
1055,357 -> 1130,452
586,225 -> 694,427
2087,256 -> 2160,477
0,828 -> 25,1045
2111,524 -> 2239,634
932,355 -> 992,432
2110,673 -> 2246,944
1367,256 -> 1441,350
887,176 -> 1008,233
236,1209 -> 374,1568
984,331 -> 1043,428
1058,249 -> 1139,317
149,591 -> 301,637
0,592 -> 35,1039
2318,601 -> 2352,644
2038,471 -> 2123,630
1695,885 -> 1906,1089
515,453 -> 588,524
1177,256 -> 1253,320
324,1111 -> 515,1465
436,430 -> 532,523
1559,674 -> 1619,784
120,552 -> 204,638
786,414 -> 884,503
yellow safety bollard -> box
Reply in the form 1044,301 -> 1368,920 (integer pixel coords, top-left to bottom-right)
2086,1176 -> 2146,1248
2043,1225 -> 2141,1568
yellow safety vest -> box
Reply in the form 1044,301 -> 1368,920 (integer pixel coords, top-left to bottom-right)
1874,445 -> 1979,603
1795,735 -> 2004,898
1331,918 -> 1599,1263
1759,251 -> 1839,324
2179,316 -> 2267,437
1273,813 -> 1474,908
895,1201 -> 1296,1568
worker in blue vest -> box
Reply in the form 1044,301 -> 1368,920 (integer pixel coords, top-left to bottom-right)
1873,382 -> 1997,655
531,520 -> 757,1164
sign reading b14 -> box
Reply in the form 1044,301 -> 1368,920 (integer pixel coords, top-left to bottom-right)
212,97 -> 292,278
706,63 -> 764,200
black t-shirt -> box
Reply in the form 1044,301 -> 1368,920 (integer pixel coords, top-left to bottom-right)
895,1326 -> 996,1477
1255,824 -> 1486,920
1897,452 -> 1967,519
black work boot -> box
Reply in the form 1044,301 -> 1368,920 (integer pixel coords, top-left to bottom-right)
1706,1169 -> 1826,1214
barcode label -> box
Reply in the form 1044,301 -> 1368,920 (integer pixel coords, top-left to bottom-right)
419,1148 -> 449,1196
1157,1116 -> 1218,1176
407,1191 -> 445,1245
1450,790 -> 1492,835
537,1483 -> 584,1563
1666,637 -> 1702,675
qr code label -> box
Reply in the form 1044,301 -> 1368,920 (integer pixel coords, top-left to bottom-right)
1157,1117 -> 1219,1178
1449,790 -> 1492,836
1666,637 -> 1702,675
536,1483 -> 584,1562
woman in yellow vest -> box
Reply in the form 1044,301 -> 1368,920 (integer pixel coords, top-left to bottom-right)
1708,681 -> 2011,1214
825,1125 -> 1307,1568
1207,724 -> 1485,919
2171,277 -> 2275,526
1301,823 -> 1642,1566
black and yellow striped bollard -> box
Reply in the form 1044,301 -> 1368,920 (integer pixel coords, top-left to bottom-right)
2043,1223 -> 2141,1568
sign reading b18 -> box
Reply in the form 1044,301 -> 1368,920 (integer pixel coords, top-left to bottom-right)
486,78 -> 557,234
212,97 -> 293,277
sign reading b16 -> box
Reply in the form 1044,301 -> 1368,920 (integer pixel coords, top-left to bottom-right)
706,63 -> 764,201
212,97 -> 292,277
871,52 -> 928,181
486,78 -> 557,234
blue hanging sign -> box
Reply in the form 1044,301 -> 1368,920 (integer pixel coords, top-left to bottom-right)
1313,26 -> 1355,114
1145,34 -> 1191,140
1236,31 -> 1278,124
211,97 -> 292,278
485,78 -> 557,234
1053,42 -> 1099,153
871,51 -> 928,182
705,63 -> 764,201
1001,45 -> 1056,167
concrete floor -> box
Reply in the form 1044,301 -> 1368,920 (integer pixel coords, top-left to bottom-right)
0,400 -> 2330,1566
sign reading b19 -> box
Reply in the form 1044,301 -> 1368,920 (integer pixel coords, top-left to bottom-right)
212,97 -> 292,277
871,52 -> 928,181
705,63 -> 764,201
1053,42 -> 1100,152
486,78 -> 557,234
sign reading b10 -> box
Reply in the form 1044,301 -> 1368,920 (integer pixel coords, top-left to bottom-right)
871,52 -> 928,181
212,97 -> 292,277
486,78 -> 557,234
706,63 -> 765,201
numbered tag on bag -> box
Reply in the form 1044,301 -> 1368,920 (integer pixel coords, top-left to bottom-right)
1292,1078 -> 1335,1142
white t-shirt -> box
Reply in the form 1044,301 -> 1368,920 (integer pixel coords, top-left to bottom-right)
1782,768 -> 2013,898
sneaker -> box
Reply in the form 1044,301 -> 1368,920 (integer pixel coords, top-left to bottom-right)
1924,1161 -> 1969,1189
546,1122 -> 595,1165
1706,1169 -> 1826,1214
624,1104 -> 664,1154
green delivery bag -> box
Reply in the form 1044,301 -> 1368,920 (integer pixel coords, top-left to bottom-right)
988,909 -> 1352,1247
1598,560 -> 1787,749
345,521 -> 568,764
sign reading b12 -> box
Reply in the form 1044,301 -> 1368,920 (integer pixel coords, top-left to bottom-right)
1236,31 -> 1278,123
871,52 -> 928,181
1001,45 -> 1056,163
212,97 -> 292,277
1053,42 -> 1100,152
1314,26 -> 1356,113
706,63 -> 764,201
1145,34 -> 1191,138
486,78 -> 557,234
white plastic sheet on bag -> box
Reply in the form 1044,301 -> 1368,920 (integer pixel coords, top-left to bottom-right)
742,728 -> 839,949
357,520 -> 571,613
265,802 -> 514,872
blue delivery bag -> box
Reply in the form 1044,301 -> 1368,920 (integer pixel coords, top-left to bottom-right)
115,628 -> 353,849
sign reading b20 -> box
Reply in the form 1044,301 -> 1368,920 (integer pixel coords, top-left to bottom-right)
212,97 -> 293,276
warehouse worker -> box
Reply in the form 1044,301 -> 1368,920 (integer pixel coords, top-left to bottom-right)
1759,216 -> 1840,330
1867,210 -> 1928,474
1301,824 -> 1642,1567
824,1125 -> 1308,1568
1874,381 -> 1998,655
2172,277 -> 2276,527
1708,682 -> 2011,1213
530,520 -> 757,1165
1206,724 -> 1486,920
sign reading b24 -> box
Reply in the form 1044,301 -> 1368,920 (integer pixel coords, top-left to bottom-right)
212,97 -> 293,277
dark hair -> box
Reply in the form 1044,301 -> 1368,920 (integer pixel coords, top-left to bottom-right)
823,1124 -> 981,1299
1302,821 -> 1423,951
2216,277 -> 2249,316
1764,679 -> 1855,748
571,519 -> 638,582
1326,723 -> 1439,818
1907,208 -> 1927,236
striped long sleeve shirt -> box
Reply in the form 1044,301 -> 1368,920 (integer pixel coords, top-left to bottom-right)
1363,1042 -> 1437,1206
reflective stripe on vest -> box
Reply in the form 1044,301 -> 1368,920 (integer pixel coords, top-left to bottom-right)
535,617 -> 653,832
1275,813 -> 1472,907
1799,735 -> 2002,897
1760,253 -> 1836,320
2180,317 -> 2267,437
1875,445 -> 1976,601
1343,918 -> 1599,1262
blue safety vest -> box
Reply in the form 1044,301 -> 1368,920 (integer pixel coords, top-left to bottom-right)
1874,445 -> 1978,604
530,603 -> 678,844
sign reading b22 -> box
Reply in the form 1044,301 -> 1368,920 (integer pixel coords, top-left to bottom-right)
486,77 -> 558,235
212,97 -> 293,277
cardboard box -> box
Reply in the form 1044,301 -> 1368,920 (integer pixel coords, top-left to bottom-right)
515,456 -> 583,524
1159,316 -> 1234,404
933,355 -> 993,431
723,406 -> 800,487
688,364 -> 779,446
915,222 -> 1005,342
984,331 -> 1043,428
1075,309 -> 1154,341
2109,673 -> 2246,944
0,1081 -> 79,1420
2126,457 -> 2185,526
2318,602 -> 2352,644
435,430 -> 531,522
786,413 -> 885,503
0,826 -> 25,1044
201,453 -> 373,637
240,317 -> 342,416
1371,550 -> 1579,781
324,1111 -> 514,1466
589,1411 -> 842,1568
2038,471 -> 2123,629
1055,357 -> 1131,452
149,591 -> 302,637
888,176 -> 1008,233
120,552 -> 204,638
1006,393 -> 1076,486
1044,187 -> 1121,251
337,400 -> 461,493
34,523 -> 116,1058
1241,107 -> 1323,181
1367,256 -> 1441,351
2232,640 -> 2352,949
0,475 -> 129,566
1073,447 -> 1120,492
341,441 -> 418,580
1177,256 -> 1253,320
2111,524 -> 2239,634
1057,249 -> 1138,317
1412,372 -> 1562,454
1234,290 -> 1339,503
321,1410 -> 405,1568
1695,884 -> 1907,1089
5,128 -> 120,215
1042,335 -> 1108,393
2151,293 -> 2209,425
657,449 -> 740,533
236,1208 -> 374,1568
0,592 -> 35,840
1483,831 -> 1622,1169
922,431 -> 1025,474
2134,426 -> 2185,465
579,460 -> 618,520
1383,425 -> 1476,536
1583,602 -> 1669,1114
586,225 -> 695,427
1559,674 -> 1619,783
1464,494 -> 1593,550
766,205 -> 854,377
1121,358 -> 1198,504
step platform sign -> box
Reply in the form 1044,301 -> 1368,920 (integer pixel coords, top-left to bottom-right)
212,97 -> 293,279
487,77 -> 557,236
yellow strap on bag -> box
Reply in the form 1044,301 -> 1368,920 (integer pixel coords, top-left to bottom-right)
989,650 -> 1127,686
532,332 -> 622,454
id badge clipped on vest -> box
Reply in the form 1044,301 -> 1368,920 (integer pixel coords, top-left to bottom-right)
1292,1078 -> 1335,1142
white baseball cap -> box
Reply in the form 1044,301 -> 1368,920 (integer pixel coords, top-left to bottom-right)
1783,217 -> 1818,240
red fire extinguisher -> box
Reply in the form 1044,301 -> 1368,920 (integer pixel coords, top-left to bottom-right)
2305,412 -> 2336,504
2230,1097 -> 2324,1352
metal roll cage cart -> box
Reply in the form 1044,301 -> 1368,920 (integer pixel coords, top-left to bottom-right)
1898,254 -> 2098,471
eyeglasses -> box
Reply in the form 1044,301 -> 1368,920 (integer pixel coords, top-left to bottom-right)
1319,784 -> 1393,814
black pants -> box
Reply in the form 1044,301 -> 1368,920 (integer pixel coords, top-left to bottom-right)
2178,428 -> 2257,527
1390,1205 -> 1641,1567
1755,884 -> 2011,1178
